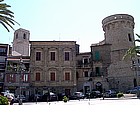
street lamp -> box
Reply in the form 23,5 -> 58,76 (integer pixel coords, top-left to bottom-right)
18,56 -> 25,105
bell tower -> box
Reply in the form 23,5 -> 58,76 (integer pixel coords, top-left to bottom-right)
12,28 -> 30,56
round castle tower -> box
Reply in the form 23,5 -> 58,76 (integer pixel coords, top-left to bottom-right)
102,14 -> 135,91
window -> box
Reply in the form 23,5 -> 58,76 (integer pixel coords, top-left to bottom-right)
36,52 -> 41,61
65,72 -> 70,81
51,52 -> 55,61
84,71 -> 88,77
138,59 -> 140,64
83,58 -> 88,64
65,52 -> 70,61
36,73 -> 40,81
16,33 -> 18,39
0,48 -> 7,56
50,72 -> 55,81
95,67 -> 100,76
7,74 -> 15,82
128,33 -> 132,42
23,74 -> 29,82
23,33 -> 26,39
0,73 -> 4,81
95,51 -> 100,60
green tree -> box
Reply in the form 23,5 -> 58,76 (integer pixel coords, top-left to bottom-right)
123,34 -> 140,60
0,0 -> 19,32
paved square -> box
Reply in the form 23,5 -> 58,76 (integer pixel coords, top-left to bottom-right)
1,98 -> 140,140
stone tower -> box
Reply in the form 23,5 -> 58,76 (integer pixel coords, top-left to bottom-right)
12,28 -> 30,56
102,14 -> 135,91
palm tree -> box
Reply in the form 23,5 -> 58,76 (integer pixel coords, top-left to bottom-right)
0,0 -> 19,32
123,34 -> 140,60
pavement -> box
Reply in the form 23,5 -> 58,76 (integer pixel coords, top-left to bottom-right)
1,97 -> 140,140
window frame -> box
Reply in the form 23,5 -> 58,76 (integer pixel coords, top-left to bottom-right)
36,72 -> 40,81
36,52 -> 41,61
64,51 -> 70,61
50,72 -> 56,81
50,51 -> 56,61
64,72 -> 71,81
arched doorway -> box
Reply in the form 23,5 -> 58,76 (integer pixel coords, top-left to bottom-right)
95,82 -> 103,93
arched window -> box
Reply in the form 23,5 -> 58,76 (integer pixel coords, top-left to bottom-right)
16,33 -> 18,39
23,33 -> 26,39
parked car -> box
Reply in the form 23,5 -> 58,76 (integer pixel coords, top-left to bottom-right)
104,90 -> 117,97
35,94 -> 43,102
49,92 -> 57,101
85,90 -> 102,98
15,95 -> 26,102
58,93 -> 66,101
69,92 -> 85,100
126,86 -> 140,94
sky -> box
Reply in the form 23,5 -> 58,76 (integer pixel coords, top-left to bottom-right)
1,0 -> 140,52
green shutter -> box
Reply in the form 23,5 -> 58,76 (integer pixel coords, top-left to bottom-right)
95,51 -> 100,60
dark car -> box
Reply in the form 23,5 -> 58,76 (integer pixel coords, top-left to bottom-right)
105,90 -> 117,97
86,90 -> 102,98
126,86 -> 140,94
15,95 -> 26,102
69,92 -> 85,100
49,92 -> 57,101
58,93 -> 66,101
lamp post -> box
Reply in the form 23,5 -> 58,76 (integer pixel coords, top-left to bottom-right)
18,56 -> 25,105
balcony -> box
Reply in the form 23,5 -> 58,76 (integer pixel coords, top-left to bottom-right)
76,60 -> 91,68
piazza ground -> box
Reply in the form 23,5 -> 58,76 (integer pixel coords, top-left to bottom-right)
1,98 -> 140,140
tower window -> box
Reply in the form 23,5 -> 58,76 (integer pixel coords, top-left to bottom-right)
128,33 -> 132,42
23,33 -> 26,39
16,33 -> 18,39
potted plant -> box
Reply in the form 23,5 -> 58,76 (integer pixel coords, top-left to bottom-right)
63,96 -> 68,103
0,96 -> 9,105
117,92 -> 124,98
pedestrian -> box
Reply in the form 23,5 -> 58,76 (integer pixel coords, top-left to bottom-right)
6,94 -> 14,105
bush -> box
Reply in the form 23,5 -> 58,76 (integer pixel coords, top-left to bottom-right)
63,96 -> 68,102
0,96 -> 9,105
117,93 -> 124,98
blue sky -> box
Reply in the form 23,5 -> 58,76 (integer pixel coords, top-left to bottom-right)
1,0 -> 139,52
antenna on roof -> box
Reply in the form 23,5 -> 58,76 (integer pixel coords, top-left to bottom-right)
59,33 -> 61,41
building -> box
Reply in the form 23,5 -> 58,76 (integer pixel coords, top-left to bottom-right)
90,40 -> 111,92
0,44 -> 9,93
90,14 -> 136,92
3,13 -> 137,97
30,41 -> 79,96
4,28 -> 30,100
76,52 -> 92,93
4,56 -> 30,99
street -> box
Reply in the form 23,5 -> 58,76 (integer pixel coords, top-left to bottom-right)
1,98 -> 140,140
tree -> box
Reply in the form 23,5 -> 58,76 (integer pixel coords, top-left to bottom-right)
123,34 -> 140,60
0,0 -> 19,32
